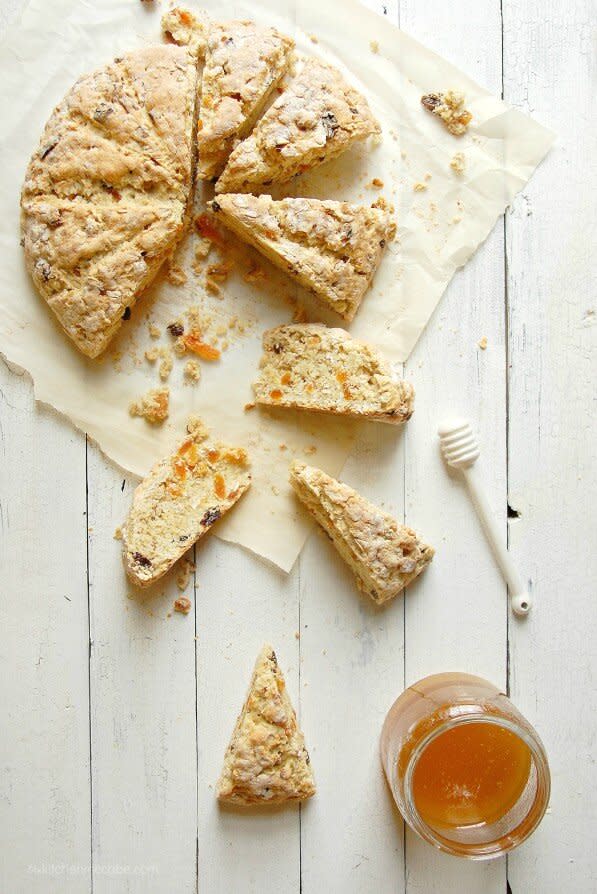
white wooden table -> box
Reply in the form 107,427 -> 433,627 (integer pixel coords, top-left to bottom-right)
1,1 -> 595,892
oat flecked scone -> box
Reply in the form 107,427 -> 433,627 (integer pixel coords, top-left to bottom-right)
290,462 -> 434,604
215,58 -> 381,194
217,645 -> 316,806
21,46 -> 198,358
197,20 -> 295,180
211,194 -> 394,320
253,324 -> 414,424
122,417 -> 251,587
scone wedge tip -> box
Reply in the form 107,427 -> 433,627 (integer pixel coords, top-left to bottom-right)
122,417 -> 251,587
217,645 -> 316,806
215,58 -> 381,194
252,324 -> 414,424
290,462 -> 434,604
211,194 -> 395,320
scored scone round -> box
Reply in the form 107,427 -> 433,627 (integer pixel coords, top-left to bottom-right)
21,45 -> 198,358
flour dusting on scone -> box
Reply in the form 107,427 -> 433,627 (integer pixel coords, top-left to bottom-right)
197,21 -> 294,180
290,463 -> 434,604
217,645 -> 316,806
253,324 -> 414,424
21,46 -> 198,358
122,416 -> 251,587
211,194 -> 395,320
215,58 -> 380,194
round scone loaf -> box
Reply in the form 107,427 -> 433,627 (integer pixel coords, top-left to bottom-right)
21,45 -> 198,358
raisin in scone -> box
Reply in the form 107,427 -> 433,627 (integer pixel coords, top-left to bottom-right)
211,194 -> 394,320
253,324 -> 414,424
215,58 -> 380,194
197,20 -> 294,180
217,645 -> 316,806
21,46 -> 198,358
290,462 -> 434,604
123,417 -> 251,587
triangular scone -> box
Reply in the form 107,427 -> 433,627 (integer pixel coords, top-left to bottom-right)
123,418 -> 251,587
253,324 -> 414,424
217,645 -> 316,806
21,46 -> 197,358
215,58 -> 380,194
211,194 -> 394,320
290,463 -> 434,604
197,21 -> 295,180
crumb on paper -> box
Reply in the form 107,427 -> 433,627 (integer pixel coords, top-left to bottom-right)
158,347 -> 173,381
293,304 -> 308,323
451,215 -> 462,224
215,324 -> 228,337
303,444 -> 317,456
478,336 -> 488,350
424,172 -> 432,181
173,596 -> 192,615
244,264 -> 266,283
184,359 -> 201,383
309,33 -> 318,44
295,630 -> 300,640
220,338 -> 229,351
206,263 -> 230,283
228,316 -> 238,329
369,39 -> 379,54
371,196 -> 394,215
450,152 -> 466,175
413,182 -> 427,192
176,557 -> 196,591
194,236 -> 212,261
421,90 -> 472,136
186,415 -> 209,440
148,323 -> 161,339
145,346 -> 159,363
368,177 -> 384,189
205,277 -> 221,296
113,526 -> 123,540
244,402 -> 255,412
129,387 -> 169,424
271,485 -> 280,496
166,260 -> 187,287
173,335 -> 187,357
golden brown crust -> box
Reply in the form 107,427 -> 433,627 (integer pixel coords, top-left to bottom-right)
290,462 -> 434,603
211,194 -> 394,320
217,645 -> 316,806
21,46 -> 198,357
216,58 -> 380,193
253,324 -> 414,424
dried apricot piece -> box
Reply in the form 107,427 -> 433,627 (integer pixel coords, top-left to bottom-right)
183,334 -> 221,360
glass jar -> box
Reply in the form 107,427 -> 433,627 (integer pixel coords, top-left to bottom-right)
380,673 -> 550,859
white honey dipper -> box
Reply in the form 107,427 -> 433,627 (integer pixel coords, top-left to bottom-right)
438,419 -> 531,616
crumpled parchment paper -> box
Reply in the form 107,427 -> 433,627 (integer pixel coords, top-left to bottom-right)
0,0 -> 554,570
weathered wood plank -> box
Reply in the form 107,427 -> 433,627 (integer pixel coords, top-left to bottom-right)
503,1 -> 597,890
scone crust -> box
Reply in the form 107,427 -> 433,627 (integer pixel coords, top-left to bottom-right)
21,45 -> 198,357
217,645 -> 316,806
253,324 -> 414,424
290,462 -> 434,603
212,194 -> 394,320
123,421 -> 251,587
197,20 -> 294,179
216,58 -> 380,193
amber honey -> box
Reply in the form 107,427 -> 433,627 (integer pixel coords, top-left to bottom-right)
411,721 -> 532,831
380,673 -> 550,858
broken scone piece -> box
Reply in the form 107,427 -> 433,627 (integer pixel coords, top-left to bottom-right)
161,7 -> 209,56
421,90 -> 472,136
122,416 -> 251,587
253,324 -> 414,424
197,20 -> 295,179
211,194 -> 395,320
216,58 -> 381,193
290,463 -> 434,604
217,645 -> 316,806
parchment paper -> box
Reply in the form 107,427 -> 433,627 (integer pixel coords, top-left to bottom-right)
0,0 -> 554,570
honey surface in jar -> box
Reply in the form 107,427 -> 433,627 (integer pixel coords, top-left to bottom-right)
411,721 -> 532,830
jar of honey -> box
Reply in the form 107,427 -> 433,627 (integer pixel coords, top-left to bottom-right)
380,673 -> 550,859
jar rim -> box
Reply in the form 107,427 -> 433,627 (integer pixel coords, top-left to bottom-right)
402,712 -> 551,859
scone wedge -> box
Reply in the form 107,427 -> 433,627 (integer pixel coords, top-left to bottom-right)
21,46 -> 198,358
253,324 -> 414,424
217,645 -> 316,806
216,58 -> 380,194
123,418 -> 251,587
211,194 -> 395,320
290,462 -> 434,604
197,20 -> 295,179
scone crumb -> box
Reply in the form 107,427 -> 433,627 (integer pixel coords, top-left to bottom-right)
206,263 -> 230,283
303,445 -> 317,456
450,152 -> 466,175
148,323 -> 161,339
424,172 -> 432,181
158,347 -> 173,381
244,264 -> 266,283
173,596 -> 192,614
271,485 -> 280,496
173,335 -> 187,357
186,415 -> 209,442
294,630 -> 300,639
370,40 -> 380,54
176,557 -> 196,591
413,182 -> 427,192
114,526 -> 123,540
205,277 -> 221,296
129,387 -> 169,424
421,90 -> 472,136
279,443 -> 287,451
145,346 -> 159,363
478,336 -> 488,350
309,34 -> 319,44
244,402 -> 256,411
166,261 -> 187,286
184,359 -> 201,383
194,236 -> 212,261
368,177 -> 384,188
